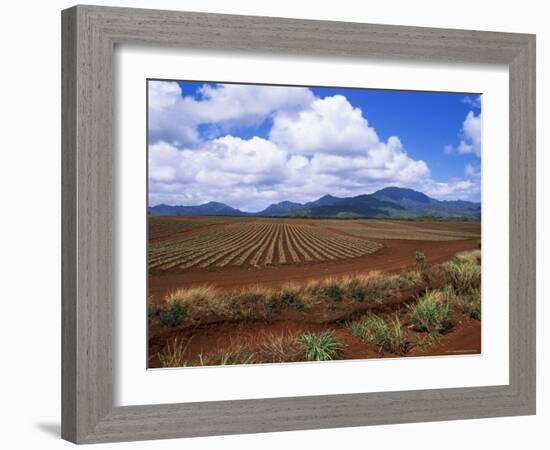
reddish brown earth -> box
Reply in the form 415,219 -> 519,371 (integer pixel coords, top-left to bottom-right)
148,237 -> 479,300
150,222 -> 226,243
147,219 -> 481,367
148,313 -> 481,368
147,273 -> 481,368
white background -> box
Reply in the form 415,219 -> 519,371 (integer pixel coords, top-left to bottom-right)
116,47 -> 509,405
0,0 -> 546,449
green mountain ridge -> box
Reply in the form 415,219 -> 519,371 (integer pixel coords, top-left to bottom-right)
148,187 -> 481,219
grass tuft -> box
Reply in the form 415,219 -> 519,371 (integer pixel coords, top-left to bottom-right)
197,343 -> 255,366
164,285 -> 222,325
410,290 -> 452,334
159,302 -> 187,327
458,288 -> 481,320
349,314 -> 409,355
348,279 -> 368,302
305,278 -> 344,303
454,249 -> 481,265
415,251 -> 428,272
267,285 -> 305,313
301,331 -> 343,361
257,330 -> 303,362
446,258 -> 481,294
322,281 -> 344,302
225,288 -> 269,319
157,337 -> 190,367
156,268 -> 425,328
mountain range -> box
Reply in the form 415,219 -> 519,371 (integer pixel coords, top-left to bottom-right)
148,187 -> 481,219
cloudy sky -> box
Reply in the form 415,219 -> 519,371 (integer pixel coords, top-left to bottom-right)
148,80 -> 481,212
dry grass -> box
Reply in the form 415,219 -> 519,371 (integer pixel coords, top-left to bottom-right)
152,247 -> 482,366
157,336 -> 191,368
165,284 -> 275,324
458,287 -> 481,320
153,251 -> 473,331
196,342 -> 256,366
165,285 -> 225,325
454,249 -> 481,265
302,271 -> 419,306
446,257 -> 481,295
224,286 -> 272,319
154,268 -> 424,329
157,332 -> 306,367
256,330 -> 303,362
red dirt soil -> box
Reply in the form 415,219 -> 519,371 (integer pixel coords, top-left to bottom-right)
147,265 -> 481,368
148,237 -> 479,300
147,222 -> 481,367
148,313 -> 481,368
150,222 -> 226,243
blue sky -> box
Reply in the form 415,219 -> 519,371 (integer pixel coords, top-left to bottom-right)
148,80 -> 481,211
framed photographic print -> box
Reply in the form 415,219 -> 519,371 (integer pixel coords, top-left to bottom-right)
62,5 -> 536,444
146,80 -> 484,368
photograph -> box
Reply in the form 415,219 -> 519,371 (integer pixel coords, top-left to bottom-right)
1,0 -> 541,446
146,79 -> 482,368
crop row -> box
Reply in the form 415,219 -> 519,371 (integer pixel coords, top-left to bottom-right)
148,222 -> 382,271
148,216 -> 228,240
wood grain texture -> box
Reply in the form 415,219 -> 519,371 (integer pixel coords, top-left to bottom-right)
61,4 -> 536,444
62,5 -> 114,442
61,7 -> 77,443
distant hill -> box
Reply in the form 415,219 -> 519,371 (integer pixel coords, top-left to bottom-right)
148,201 -> 248,216
257,201 -> 304,216
289,194 -> 407,218
372,186 -> 431,204
304,194 -> 341,208
148,187 -> 481,219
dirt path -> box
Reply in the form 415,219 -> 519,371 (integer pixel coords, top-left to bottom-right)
148,237 -> 479,300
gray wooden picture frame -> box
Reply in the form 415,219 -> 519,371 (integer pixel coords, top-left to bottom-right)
61,4 -> 536,444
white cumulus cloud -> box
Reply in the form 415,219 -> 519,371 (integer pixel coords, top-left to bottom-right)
149,82 -> 481,209
457,111 -> 482,157
270,95 -> 379,155
443,109 -> 482,158
148,81 -> 315,148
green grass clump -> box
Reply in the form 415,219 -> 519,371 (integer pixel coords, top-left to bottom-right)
348,281 -> 367,302
315,280 -> 344,302
351,314 -> 409,355
446,259 -> 481,294
159,302 -> 187,327
459,288 -> 481,320
301,331 -> 343,361
410,290 -> 452,334
441,284 -> 456,304
348,320 -> 369,338
267,287 -> 305,313
396,273 -> 418,288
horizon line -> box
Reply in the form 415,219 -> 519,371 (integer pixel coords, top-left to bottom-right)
147,187 -> 481,213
